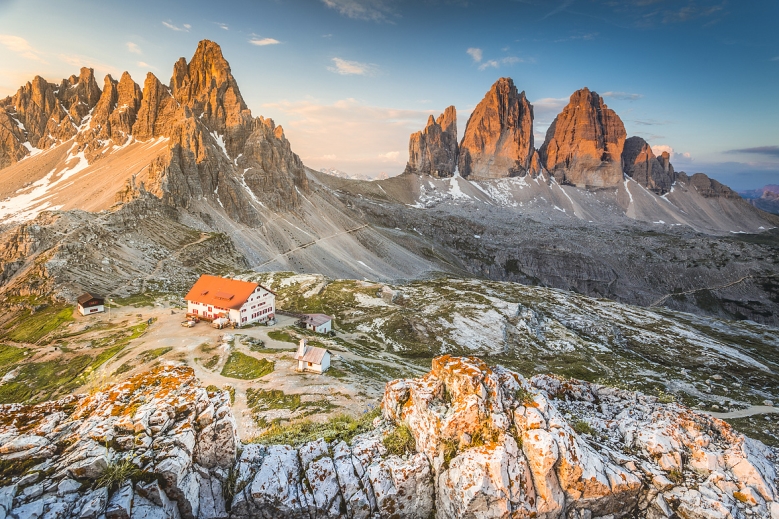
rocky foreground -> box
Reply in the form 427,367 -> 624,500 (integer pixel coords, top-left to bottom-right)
0,357 -> 776,519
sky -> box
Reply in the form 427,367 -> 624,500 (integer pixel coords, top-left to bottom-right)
0,0 -> 777,189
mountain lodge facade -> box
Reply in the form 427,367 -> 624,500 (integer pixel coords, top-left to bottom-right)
185,275 -> 275,326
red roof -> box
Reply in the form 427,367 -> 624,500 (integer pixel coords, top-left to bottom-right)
185,275 -> 269,310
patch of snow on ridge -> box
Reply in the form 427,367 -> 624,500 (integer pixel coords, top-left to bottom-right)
624,177 -> 634,205
211,131 -> 229,159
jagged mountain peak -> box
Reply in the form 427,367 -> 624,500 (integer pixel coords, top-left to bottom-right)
539,86 -> 626,188
404,106 -> 459,178
458,76 -> 538,179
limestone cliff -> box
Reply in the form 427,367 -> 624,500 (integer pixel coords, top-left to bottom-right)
1,357 -> 775,519
404,106 -> 458,178
458,78 -> 539,179
622,136 -> 676,194
539,87 -> 626,188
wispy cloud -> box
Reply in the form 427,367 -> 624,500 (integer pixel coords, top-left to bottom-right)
216,23 -> 229,31
320,0 -> 395,22
466,47 -> 483,63
771,56 -> 779,61
0,34 -> 46,63
631,118 -> 671,126
126,42 -> 142,55
262,97 -> 434,177
554,32 -> 598,43
249,38 -> 280,46
541,0 -> 574,20
652,144 -> 692,161
328,57 -> 377,76
162,21 -> 191,32
322,34 -> 333,38
477,56 -> 527,70
727,145 -> 779,158
661,2 -> 724,23
137,61 -> 156,70
602,91 -> 643,101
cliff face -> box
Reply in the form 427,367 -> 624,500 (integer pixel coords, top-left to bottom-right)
0,40 -> 308,222
458,78 -> 539,179
405,106 -> 458,178
622,136 -> 676,194
1,357 -> 775,519
539,88 -> 626,188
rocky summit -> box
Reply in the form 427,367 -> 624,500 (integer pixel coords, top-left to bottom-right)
622,136 -> 676,195
539,87 -> 627,188
1,357 -> 776,519
458,77 -> 540,179
404,106 -> 458,178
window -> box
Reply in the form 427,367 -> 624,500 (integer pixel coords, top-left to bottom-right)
194,309 -> 198,315
308,362 -> 312,367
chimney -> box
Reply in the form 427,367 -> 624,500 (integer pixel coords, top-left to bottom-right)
296,338 -> 307,359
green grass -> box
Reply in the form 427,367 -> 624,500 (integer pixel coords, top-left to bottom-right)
220,352 -> 274,380
112,362 -> 133,376
202,356 -> 220,369
0,344 -> 28,368
383,423 -> 415,456
4,306 -> 74,343
138,347 -> 172,363
95,456 -> 152,491
251,407 -> 381,446
0,355 -> 92,404
267,330 -> 298,344
246,388 -> 302,411
112,292 -> 162,307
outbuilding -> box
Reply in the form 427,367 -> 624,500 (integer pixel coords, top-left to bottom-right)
302,313 -> 333,334
77,293 -> 105,316
294,339 -> 331,374
185,275 -> 275,327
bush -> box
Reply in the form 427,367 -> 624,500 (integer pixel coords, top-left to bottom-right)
441,438 -> 458,469
95,456 -> 148,491
573,420 -> 594,436
252,408 -> 380,447
383,423 -> 416,456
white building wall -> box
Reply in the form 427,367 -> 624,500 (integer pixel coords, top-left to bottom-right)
78,304 -> 105,316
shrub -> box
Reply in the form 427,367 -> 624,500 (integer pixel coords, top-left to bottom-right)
251,408 -> 380,447
383,423 -> 416,456
573,420 -> 594,436
95,456 -> 148,491
441,438 -> 458,470
667,469 -> 684,485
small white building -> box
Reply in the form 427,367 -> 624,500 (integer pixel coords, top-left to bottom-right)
294,339 -> 331,374
77,293 -> 105,316
185,275 -> 275,327
302,314 -> 333,334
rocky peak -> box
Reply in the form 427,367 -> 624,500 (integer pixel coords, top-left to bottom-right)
132,72 -> 178,141
405,105 -> 459,177
685,172 -> 741,199
622,136 -> 676,194
458,77 -> 538,178
170,39 -> 251,157
111,71 -> 143,139
539,87 -> 626,188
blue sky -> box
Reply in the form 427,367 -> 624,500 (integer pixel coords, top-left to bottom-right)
0,0 -> 777,189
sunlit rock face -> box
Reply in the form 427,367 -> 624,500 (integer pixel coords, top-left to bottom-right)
405,106 -> 459,178
1,357 -> 776,519
540,87 -> 627,188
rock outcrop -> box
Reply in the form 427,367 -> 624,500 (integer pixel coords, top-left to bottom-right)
1,356 -> 775,519
622,136 -> 676,194
681,172 -> 741,199
404,106 -> 458,178
458,78 -> 540,179
540,88 -> 626,188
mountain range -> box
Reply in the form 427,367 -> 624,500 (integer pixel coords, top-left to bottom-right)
1,40 -> 778,324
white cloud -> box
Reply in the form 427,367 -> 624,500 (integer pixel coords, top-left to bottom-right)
602,91 -> 643,101
321,0 -> 394,22
162,21 -> 190,32
249,38 -> 280,46
466,47 -> 483,63
262,98 -> 437,177
328,57 -> 377,76
771,56 -> 779,61
378,151 -> 401,162
652,144 -> 692,161
478,59 -> 499,71
126,42 -> 142,55
0,35 -> 46,63
216,23 -> 229,30
137,61 -> 155,69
